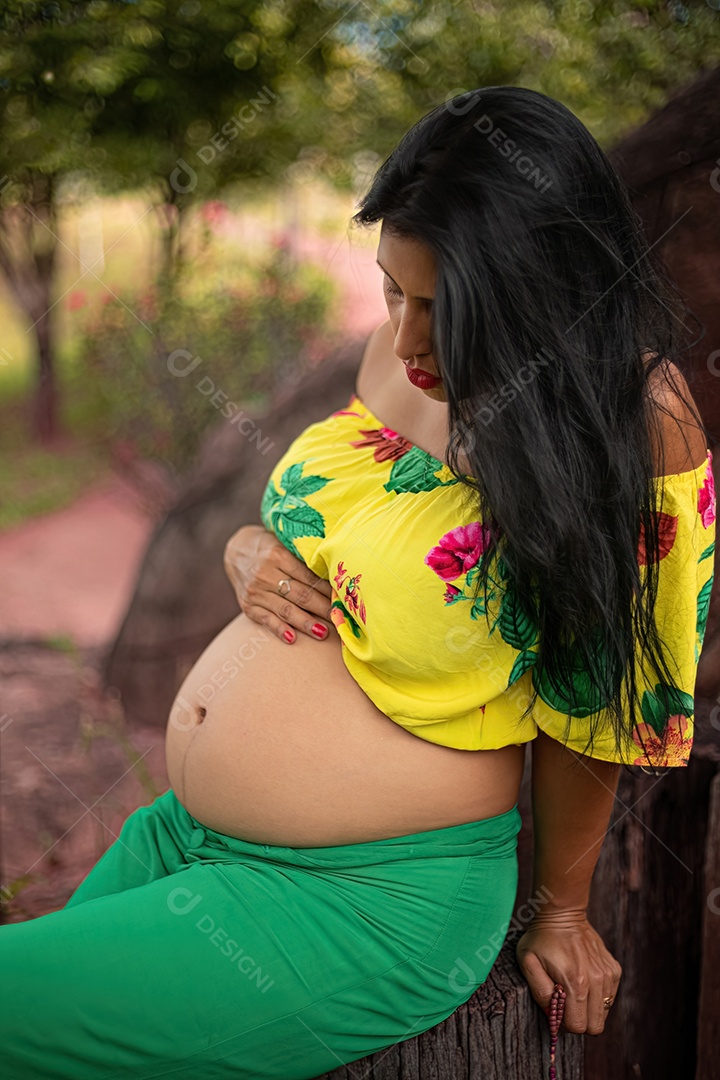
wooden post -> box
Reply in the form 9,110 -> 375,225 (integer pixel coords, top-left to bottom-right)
315,935 -> 584,1079
583,734 -> 719,1079
696,767 -> 720,1080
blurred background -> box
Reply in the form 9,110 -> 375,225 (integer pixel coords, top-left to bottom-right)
1,2 -> 719,1073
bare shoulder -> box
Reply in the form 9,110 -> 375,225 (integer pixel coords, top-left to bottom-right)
644,355 -> 708,476
356,319 -> 393,396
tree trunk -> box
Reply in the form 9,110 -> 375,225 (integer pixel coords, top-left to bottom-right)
583,727 -> 720,1080
695,768 -> 720,1080
33,243 -> 57,444
0,170 -> 59,443
155,183 -> 186,288
315,934 -> 584,1079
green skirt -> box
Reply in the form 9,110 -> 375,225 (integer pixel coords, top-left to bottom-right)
0,787 -> 522,1079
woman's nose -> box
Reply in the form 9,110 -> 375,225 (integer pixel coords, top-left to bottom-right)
393,309 -> 433,362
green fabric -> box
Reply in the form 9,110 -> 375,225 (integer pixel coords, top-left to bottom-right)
0,788 -> 521,1079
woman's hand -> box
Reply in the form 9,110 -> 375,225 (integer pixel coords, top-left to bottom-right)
515,910 -> 622,1035
224,524 -> 333,644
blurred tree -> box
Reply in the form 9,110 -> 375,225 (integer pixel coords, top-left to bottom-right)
0,0 -> 717,442
0,0 -> 342,441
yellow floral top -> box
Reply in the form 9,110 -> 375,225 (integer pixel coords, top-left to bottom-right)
260,391 -> 716,767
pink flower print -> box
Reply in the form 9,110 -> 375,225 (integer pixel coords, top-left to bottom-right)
424,521 -> 492,582
698,452 -> 716,529
631,714 -> 692,768
331,560 -> 367,634
333,559 -> 366,620
444,583 -> 462,604
349,427 -> 414,463
333,560 -> 349,590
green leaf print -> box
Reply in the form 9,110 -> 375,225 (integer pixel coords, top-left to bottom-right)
508,649 -> 537,688
279,462 -> 330,499
697,575 -> 714,644
384,446 -> 458,495
640,683 -> 694,737
699,541 -> 716,563
260,479 -> 280,531
530,627 -> 621,720
496,588 -> 538,651
470,595 -> 490,620
330,599 -> 364,638
260,460 -> 331,559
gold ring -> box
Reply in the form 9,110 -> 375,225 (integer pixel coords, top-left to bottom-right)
277,578 -> 292,597
603,996 -> 614,1010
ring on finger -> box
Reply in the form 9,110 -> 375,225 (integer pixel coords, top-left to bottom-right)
277,578 -> 292,597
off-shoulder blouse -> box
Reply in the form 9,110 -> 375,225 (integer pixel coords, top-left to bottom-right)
260,391 -> 716,767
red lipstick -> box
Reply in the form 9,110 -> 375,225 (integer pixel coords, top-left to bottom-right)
404,363 -> 442,389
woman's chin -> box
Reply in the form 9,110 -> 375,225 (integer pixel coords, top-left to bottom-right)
421,384 -> 447,402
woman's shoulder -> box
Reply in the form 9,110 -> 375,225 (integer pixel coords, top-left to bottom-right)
356,319 -> 394,395
643,355 -> 708,478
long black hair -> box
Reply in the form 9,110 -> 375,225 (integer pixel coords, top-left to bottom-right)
351,85 -> 710,775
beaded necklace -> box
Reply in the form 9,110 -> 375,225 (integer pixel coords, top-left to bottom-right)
545,982 -> 566,1079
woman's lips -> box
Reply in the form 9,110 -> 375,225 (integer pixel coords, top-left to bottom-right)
404,363 -> 442,389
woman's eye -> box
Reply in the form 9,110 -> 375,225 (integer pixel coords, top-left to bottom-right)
383,279 -> 403,299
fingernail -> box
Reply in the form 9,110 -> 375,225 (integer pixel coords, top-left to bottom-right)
283,630 -> 295,643
311,623 -> 328,639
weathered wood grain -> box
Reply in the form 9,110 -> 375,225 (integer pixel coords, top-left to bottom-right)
314,935 -> 584,1079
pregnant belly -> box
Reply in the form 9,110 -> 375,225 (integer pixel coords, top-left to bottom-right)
165,613 -> 525,846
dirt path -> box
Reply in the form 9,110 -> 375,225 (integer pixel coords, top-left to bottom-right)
0,479 -> 154,648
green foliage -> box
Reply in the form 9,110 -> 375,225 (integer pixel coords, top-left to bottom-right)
0,432 -> 110,529
42,633 -> 79,653
0,873 -> 39,920
0,0 -> 717,445
0,0 -> 717,205
72,244 -> 337,475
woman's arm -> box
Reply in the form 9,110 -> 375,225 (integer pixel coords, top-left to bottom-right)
514,728 -> 624,1035
530,728 -> 621,920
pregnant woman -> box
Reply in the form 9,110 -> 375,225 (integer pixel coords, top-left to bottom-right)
1,86 -> 716,1080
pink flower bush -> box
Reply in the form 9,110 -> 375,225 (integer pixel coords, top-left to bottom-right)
269,229 -> 292,250
67,290 -> 87,311
424,521 -> 493,581
199,200 -> 228,228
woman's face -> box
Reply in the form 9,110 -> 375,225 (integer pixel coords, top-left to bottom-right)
376,225 -> 447,403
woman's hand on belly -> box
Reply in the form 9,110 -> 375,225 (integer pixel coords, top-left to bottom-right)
224,524 -> 333,643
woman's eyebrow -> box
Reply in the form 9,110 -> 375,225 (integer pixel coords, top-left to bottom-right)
375,259 -> 433,302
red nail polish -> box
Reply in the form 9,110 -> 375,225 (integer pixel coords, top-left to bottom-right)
311,624 -> 328,639
283,630 -> 295,643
